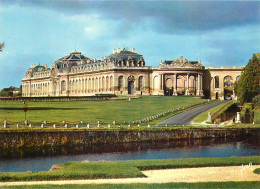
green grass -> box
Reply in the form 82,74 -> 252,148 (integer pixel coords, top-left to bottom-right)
192,101 -> 231,123
254,168 -> 260,174
1,182 -> 260,189
254,109 -> 260,124
0,96 -> 206,127
0,156 -> 259,182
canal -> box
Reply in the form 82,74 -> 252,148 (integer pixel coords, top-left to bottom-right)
0,136 -> 259,172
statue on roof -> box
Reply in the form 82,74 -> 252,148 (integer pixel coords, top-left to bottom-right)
0,42 -> 4,52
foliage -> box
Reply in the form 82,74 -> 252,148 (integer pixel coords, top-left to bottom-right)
235,54 -> 260,104
0,91 -> 13,97
0,86 -> 20,97
0,156 -> 259,182
252,95 -> 260,107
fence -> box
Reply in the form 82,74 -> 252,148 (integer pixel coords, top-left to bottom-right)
1,101 -> 211,128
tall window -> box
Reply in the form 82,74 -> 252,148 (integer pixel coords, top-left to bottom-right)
118,76 -> 124,90
61,80 -> 66,92
214,76 -> 219,88
138,76 -> 144,91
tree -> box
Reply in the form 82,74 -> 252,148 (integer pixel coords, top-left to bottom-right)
235,54 -> 260,104
0,42 -> 4,52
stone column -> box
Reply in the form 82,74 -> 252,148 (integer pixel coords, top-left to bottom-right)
160,74 -> 163,90
185,73 -> 190,95
29,81 -> 31,97
162,74 -> 164,91
201,74 -> 203,91
42,83 -> 44,96
196,74 -> 203,96
173,74 -> 177,95
66,76 -> 69,96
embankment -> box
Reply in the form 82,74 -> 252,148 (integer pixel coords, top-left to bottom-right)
0,128 -> 258,151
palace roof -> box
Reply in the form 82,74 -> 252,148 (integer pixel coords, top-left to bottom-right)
56,51 -> 92,62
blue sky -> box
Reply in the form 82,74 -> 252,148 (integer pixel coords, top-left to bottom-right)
0,0 -> 259,89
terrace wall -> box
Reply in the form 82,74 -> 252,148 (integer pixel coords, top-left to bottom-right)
0,128 -> 257,151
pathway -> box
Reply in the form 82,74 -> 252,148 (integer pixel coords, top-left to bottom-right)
158,100 -> 228,126
0,165 -> 259,186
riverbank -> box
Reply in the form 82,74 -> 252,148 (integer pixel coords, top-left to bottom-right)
0,156 -> 259,182
0,128 -> 258,153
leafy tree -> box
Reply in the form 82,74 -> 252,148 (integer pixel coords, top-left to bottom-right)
0,86 -> 20,97
236,54 -> 260,104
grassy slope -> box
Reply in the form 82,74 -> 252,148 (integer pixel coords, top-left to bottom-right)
0,96 -> 205,126
254,109 -> 260,124
2,182 -> 260,189
192,101 -> 231,123
0,156 -> 259,182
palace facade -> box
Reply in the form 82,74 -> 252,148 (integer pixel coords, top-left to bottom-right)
22,48 -> 243,100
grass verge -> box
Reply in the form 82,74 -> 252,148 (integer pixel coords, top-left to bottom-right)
1,181 -> 260,189
192,101 -> 231,123
0,96 -> 206,127
0,156 -> 259,182
254,168 -> 260,174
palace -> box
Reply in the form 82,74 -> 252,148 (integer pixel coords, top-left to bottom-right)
22,48 -> 243,100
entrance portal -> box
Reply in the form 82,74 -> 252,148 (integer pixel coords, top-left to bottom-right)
216,92 -> 219,100
128,81 -> 134,95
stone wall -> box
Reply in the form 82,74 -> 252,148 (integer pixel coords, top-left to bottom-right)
0,128 -> 256,151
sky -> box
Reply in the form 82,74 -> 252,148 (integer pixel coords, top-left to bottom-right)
0,0 -> 259,89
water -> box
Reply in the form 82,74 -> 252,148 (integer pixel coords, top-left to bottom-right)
0,137 -> 259,172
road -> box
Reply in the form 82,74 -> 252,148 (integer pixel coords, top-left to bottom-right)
158,100 -> 228,126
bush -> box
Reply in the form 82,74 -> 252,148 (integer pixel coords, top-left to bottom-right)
252,95 -> 260,107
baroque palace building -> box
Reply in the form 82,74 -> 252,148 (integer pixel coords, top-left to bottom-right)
22,48 -> 243,100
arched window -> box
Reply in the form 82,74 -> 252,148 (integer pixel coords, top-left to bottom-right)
224,76 -> 233,87
106,76 -> 109,91
138,76 -> 144,91
61,81 -> 66,92
236,76 -> 241,82
118,76 -> 124,90
110,76 -> 113,91
214,76 -> 219,88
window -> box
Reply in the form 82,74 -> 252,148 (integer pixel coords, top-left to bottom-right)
61,81 -> 66,92
118,76 -> 123,90
214,76 -> 219,88
138,76 -> 144,91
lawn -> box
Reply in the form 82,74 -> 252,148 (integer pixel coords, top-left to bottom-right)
0,156 -> 259,182
0,96 -> 206,126
1,181 -> 260,189
192,101 -> 231,123
254,109 -> 260,124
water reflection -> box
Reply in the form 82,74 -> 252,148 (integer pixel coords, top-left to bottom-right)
0,137 -> 259,172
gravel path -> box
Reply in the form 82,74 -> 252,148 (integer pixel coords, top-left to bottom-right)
158,100 -> 228,126
0,165 -> 259,186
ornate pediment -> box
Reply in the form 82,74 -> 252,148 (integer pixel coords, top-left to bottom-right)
160,56 -> 203,68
